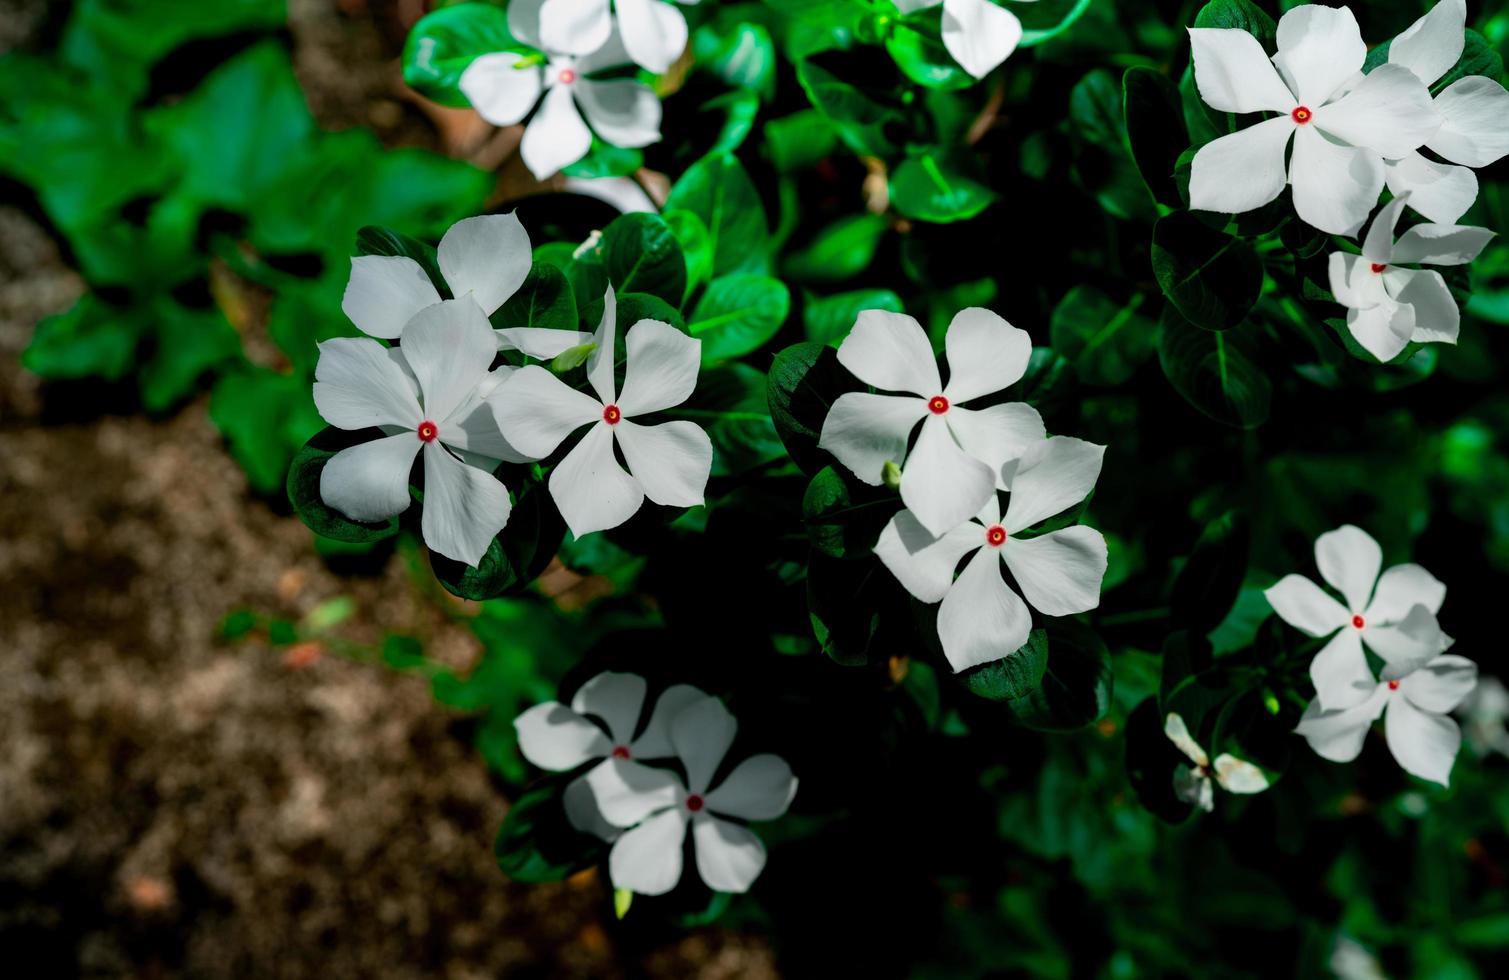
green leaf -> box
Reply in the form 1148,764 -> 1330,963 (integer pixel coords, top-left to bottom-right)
795,52 -> 904,158
22,294 -> 145,382
802,465 -> 895,559
694,18 -> 777,100
681,363 -> 786,476
1068,68 -> 1155,222
804,288 -> 903,346
764,110 -> 839,173
1049,285 -> 1155,387
1170,510 -> 1250,633
210,366 -> 324,495
495,262 -> 578,332
355,225 -> 444,289
1157,306 -> 1271,429
1008,620 -> 1113,731
139,303 -> 242,412
889,149 -> 995,223
688,274 -> 791,362
960,629 -> 1049,701
807,551 -> 909,666
601,212 -> 688,308
617,292 -> 686,333
782,213 -> 887,283
1192,0 -> 1276,45
494,780 -> 606,883
664,152 -> 770,276
561,139 -> 643,178
287,428 -> 405,543
662,209 -> 714,296
886,16 -> 974,91
219,609 -> 259,642
431,483 -> 565,601
767,342 -> 857,474
1123,67 -> 1188,209
1151,212 -> 1262,331
402,2 -> 520,108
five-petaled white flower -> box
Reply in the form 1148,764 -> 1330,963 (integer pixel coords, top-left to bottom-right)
1163,713 -> 1269,812
1385,0 -> 1509,224
1296,649 -> 1478,786
460,26 -> 660,180
491,286 -> 713,537
586,697 -> 797,895
873,437 -> 1108,672
1188,4 -> 1440,235
818,308 -> 1044,536
1328,193 -> 1493,362
1264,525 -> 1450,711
526,0 -> 698,75
313,300 -> 515,566
892,0 -> 1023,80
515,671 -> 709,839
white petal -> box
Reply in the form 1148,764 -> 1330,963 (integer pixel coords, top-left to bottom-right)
576,78 -> 663,147
1346,298 -> 1417,362
901,415 -> 996,536
1174,765 -> 1214,812
1312,64 -> 1441,160
1189,116 -> 1293,215
936,548 -> 1031,672
514,702 -> 611,769
1365,604 -> 1451,667
437,214 -> 531,317
836,310 -> 941,396
588,285 -> 618,405
1391,223 -> 1495,266
1295,687 -> 1388,763
705,754 -> 797,821
507,0 -> 545,47
617,319 -> 700,417
419,442 -> 512,565
874,510 -> 984,603
564,769 -> 622,841
609,807 -> 689,895
570,671 -> 649,746
520,83 -> 593,179
1365,563 -> 1447,621
587,756 -> 685,827
613,419 -> 711,507
490,364 -> 601,459
1400,654 -> 1478,714
320,433 -> 421,522
1385,153 -> 1479,225
1187,27 -> 1298,113
1384,693 -> 1461,786
1328,252 -> 1368,309
549,421 -> 644,536
1310,629 -> 1376,710
1389,268 -> 1460,345
313,337 -> 423,430
692,815 -> 766,893
1264,574 -> 1349,636
341,256 -> 442,340
941,307 -> 1032,404
671,696 -> 737,795
563,174 -> 658,214
1272,3 -> 1365,107
614,0 -> 689,74
1000,525 -> 1107,617
537,0 -> 614,56
1212,754 -> 1270,794
1164,712 -> 1208,768
1001,436 -> 1104,533
1315,524 -> 1382,613
401,298 -> 496,427
459,52 -> 543,127
941,0 -> 1021,80
1361,195 -> 1409,265
817,392 -> 928,486
444,386 -> 532,464
630,685 -> 711,760
1388,0 -> 1466,88
1428,76 -> 1509,168
496,327 -> 597,359
945,403 -> 1045,489
578,25 -> 636,72
1289,124 -> 1384,237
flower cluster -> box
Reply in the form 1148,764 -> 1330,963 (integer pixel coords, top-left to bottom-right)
516,671 -> 797,895
1266,525 -> 1479,785
313,214 -> 713,564
820,308 -> 1108,672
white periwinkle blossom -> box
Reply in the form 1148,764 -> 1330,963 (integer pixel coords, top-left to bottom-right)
892,0 -> 1024,80
1188,4 -> 1441,236
1164,713 -> 1269,812
1265,525 -> 1450,712
1328,193 -> 1494,362
818,308 -> 1045,536
1385,0 -> 1509,224
586,697 -> 797,895
1296,649 -> 1478,786
530,0 -> 698,75
873,437 -> 1108,672
313,300 -> 514,566
514,672 -> 708,838
460,26 -> 660,180
491,286 -> 713,537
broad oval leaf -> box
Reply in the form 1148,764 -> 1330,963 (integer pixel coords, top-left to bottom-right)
689,273 -> 791,362
1151,212 -> 1262,331
601,212 -> 688,308
401,2 -> 520,108
1157,306 -> 1271,428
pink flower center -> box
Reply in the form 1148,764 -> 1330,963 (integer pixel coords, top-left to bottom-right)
558,67 -> 577,84
685,794 -> 705,813
928,395 -> 949,415
1370,263 -> 1387,274
602,404 -> 621,425
1388,680 -> 1400,691
1291,106 -> 1312,124
985,524 -> 1007,547
610,745 -> 630,759
1351,614 -> 1365,630
417,420 -> 439,443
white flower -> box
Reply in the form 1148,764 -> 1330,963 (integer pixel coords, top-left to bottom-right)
342,213 -> 593,358
873,437 -> 1107,672
892,0 -> 1024,80
514,671 -> 709,838
1264,525 -> 1450,711
1385,0 -> 1509,223
460,25 -> 660,180
312,300 -> 515,566
585,697 -> 797,896
1459,675 -> 1509,757
1327,193 -> 1493,361
526,0 -> 696,75
818,308 -> 1044,536
1163,713 -> 1270,811
1187,4 -> 1441,235
491,286 -> 713,537
1296,651 -> 1478,786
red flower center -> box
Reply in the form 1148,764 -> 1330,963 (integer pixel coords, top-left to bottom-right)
1291,106 -> 1312,123
1388,680 -> 1400,691
610,745 -> 631,759
1351,614 -> 1365,630
685,794 -> 705,813
1370,263 -> 1387,274
417,420 -> 439,443
985,524 -> 1007,547
928,395 -> 949,415
558,67 -> 577,84
602,404 -> 621,425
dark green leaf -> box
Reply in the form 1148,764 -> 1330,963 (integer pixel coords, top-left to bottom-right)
601,212 -> 688,308
1049,285 -> 1156,387
680,362 -> 785,476
1009,620 -> 1113,731
960,629 -> 1049,701
1151,212 -> 1262,331
1157,306 -> 1271,428
782,214 -> 887,283
890,149 -> 995,224
402,2 -> 521,108
767,342 -> 858,474
355,225 -> 445,291
802,465 -> 895,559
494,779 -> 606,883
1123,66 -> 1188,209
432,482 -> 565,601
1170,510 -> 1250,633
287,427 -> 405,543
664,152 -> 770,276
1192,0 -> 1275,45
688,274 -> 791,362
804,288 -> 903,346
495,262 -> 578,332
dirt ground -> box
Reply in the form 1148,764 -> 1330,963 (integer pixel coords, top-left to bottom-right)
0,2 -> 776,976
